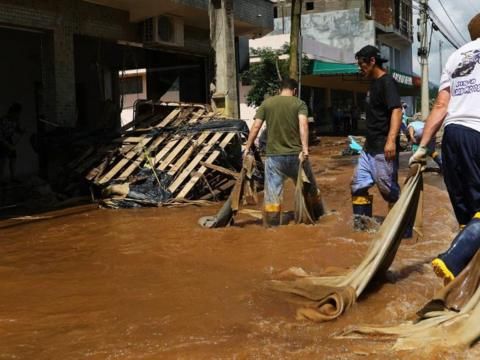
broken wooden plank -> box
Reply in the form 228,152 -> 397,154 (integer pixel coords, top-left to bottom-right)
112,136 -> 145,144
158,131 -> 209,172
163,126 -> 213,176
115,108 -> 198,181
176,132 -> 236,199
199,179 -> 236,200
167,132 -> 225,193
119,108 -> 163,133
97,108 -> 181,184
199,161 -> 239,179
76,143 -> 120,175
151,108 -> 206,167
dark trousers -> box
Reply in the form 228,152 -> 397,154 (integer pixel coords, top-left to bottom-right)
442,124 -> 480,225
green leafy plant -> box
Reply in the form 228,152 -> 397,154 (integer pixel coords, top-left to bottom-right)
241,44 -> 311,107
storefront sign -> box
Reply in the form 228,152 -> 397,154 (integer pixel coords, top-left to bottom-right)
391,70 -> 414,87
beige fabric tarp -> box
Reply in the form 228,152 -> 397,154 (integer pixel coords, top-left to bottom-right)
342,250 -> 480,350
269,165 -> 424,322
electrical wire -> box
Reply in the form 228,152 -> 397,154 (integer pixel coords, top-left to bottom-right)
435,0 -> 469,44
427,5 -> 463,48
412,0 -> 468,47
427,18 -> 434,55
430,18 -> 460,49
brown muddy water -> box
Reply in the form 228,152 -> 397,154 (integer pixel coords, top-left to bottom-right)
0,138 -> 476,359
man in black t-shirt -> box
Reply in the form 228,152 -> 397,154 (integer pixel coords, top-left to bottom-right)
350,45 -> 403,231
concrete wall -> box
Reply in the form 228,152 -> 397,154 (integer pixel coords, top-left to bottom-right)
273,8 -> 375,62
232,0 -> 274,32
275,0 -> 364,17
161,0 -> 274,31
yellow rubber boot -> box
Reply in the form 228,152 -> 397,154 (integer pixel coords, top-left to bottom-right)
264,203 -> 281,227
431,258 -> 455,285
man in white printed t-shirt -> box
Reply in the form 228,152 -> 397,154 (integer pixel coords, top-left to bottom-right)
410,13 -> 480,284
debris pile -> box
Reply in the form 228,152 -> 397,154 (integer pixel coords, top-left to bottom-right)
68,103 -> 251,208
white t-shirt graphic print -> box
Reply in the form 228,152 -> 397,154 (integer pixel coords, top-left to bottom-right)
440,38 -> 480,133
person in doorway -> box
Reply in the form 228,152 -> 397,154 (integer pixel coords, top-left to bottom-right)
410,13 -> 480,284
350,105 -> 360,132
342,108 -> 352,134
0,103 -> 24,183
407,117 -> 442,168
244,78 -> 323,227
334,107 -> 343,134
400,102 -> 409,132
351,45 -> 403,231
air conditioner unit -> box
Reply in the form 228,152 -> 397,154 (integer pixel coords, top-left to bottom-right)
143,15 -> 184,47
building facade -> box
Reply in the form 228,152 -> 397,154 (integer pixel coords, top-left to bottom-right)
0,0 -> 273,178
264,0 -> 415,134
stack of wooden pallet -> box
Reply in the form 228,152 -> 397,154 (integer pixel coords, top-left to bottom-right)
69,103 -> 245,206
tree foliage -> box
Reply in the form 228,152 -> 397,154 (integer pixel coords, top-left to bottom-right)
241,44 -> 311,107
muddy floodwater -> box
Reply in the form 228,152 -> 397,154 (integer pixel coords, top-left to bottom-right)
0,138 -> 477,359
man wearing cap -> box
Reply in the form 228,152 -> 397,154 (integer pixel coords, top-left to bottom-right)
351,45 -> 403,231
410,14 -> 480,283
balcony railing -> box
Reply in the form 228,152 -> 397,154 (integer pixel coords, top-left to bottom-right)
397,17 -> 413,40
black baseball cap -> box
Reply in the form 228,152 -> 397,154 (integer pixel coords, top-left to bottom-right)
355,45 -> 388,64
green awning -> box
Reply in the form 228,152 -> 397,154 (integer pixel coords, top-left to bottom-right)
311,60 -> 359,75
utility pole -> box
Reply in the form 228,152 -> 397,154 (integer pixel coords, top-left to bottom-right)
279,0 -> 286,34
289,0 -> 302,81
439,40 -> 444,80
208,0 -> 239,118
418,0 -> 430,119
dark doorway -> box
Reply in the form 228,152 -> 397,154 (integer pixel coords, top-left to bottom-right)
74,35 -> 207,131
0,27 -> 44,179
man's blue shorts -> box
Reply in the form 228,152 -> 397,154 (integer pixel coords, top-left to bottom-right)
351,150 -> 400,203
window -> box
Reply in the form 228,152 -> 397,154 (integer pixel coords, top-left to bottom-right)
306,2 -> 314,11
394,0 -> 400,29
365,0 -> 372,17
120,76 -> 143,95
400,0 -> 413,39
379,43 -> 392,66
394,48 -> 401,69
273,6 -> 278,18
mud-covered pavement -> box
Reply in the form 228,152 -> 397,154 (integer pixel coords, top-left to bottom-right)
0,138 -> 475,359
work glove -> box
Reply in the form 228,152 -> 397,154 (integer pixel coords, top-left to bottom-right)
409,145 -> 428,166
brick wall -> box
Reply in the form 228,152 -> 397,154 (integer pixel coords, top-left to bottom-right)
373,0 -> 394,27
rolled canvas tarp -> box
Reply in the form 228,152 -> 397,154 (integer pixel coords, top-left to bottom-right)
269,165 -> 424,322
341,250 -> 480,351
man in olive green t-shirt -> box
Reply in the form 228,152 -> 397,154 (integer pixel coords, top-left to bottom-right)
244,78 -> 322,226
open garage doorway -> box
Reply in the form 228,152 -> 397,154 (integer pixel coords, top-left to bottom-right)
0,26 -> 46,182
74,35 -> 208,131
